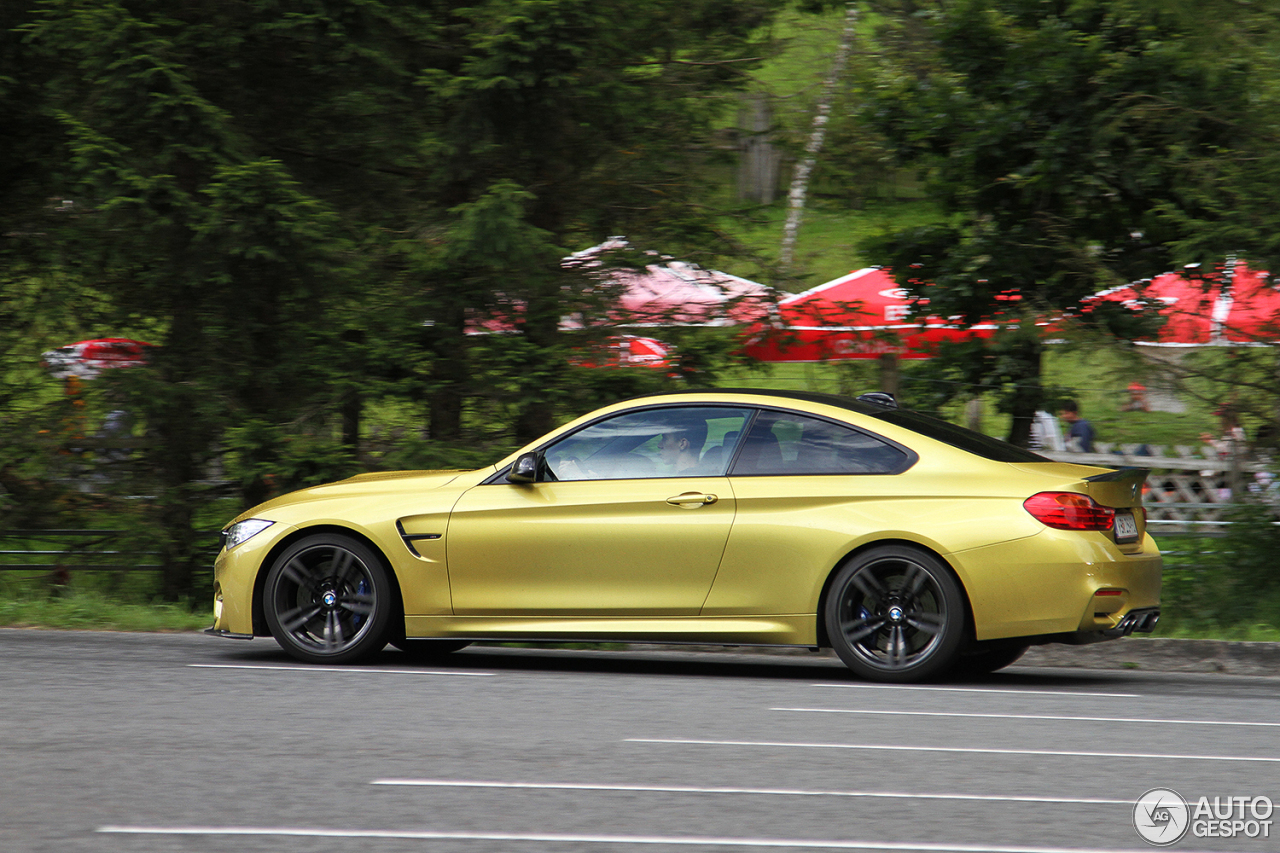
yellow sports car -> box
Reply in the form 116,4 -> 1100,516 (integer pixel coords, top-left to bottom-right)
208,389 -> 1161,682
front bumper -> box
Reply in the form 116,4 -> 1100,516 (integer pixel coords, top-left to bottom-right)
203,626 -> 254,640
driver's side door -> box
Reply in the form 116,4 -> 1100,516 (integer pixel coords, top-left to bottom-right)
444,406 -> 751,616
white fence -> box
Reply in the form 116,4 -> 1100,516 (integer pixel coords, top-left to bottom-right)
1041,443 -> 1274,534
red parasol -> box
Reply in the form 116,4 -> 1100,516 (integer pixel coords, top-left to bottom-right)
42,338 -> 153,379
599,262 -> 769,328
1087,261 -> 1280,348
468,241 -> 772,335
742,268 -> 997,362
570,335 -> 671,370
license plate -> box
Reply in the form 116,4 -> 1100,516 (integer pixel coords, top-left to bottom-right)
1113,511 -> 1138,543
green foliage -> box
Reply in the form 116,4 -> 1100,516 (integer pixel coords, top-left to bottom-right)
5,0 -> 801,551
854,0 -> 1259,443
12,0 -> 802,593
373,437 -> 520,473
222,419 -> 360,505
1157,506 -> 1280,636
895,330 -> 1066,427
7,0 -> 1280,617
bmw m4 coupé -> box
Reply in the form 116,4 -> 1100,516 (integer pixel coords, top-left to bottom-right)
209,389 -> 1161,682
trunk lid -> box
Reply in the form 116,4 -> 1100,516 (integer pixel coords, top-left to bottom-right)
1010,462 -> 1151,551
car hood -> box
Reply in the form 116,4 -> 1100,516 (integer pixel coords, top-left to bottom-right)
231,468 -> 475,523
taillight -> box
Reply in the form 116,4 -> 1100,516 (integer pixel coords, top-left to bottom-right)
1023,492 -> 1116,531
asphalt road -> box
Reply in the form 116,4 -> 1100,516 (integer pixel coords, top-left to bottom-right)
3,629 -> 1279,853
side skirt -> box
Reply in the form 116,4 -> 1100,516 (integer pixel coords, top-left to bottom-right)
402,614 -> 817,647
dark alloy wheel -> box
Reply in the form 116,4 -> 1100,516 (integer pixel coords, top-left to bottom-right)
263,534 -> 393,664
825,546 -> 965,682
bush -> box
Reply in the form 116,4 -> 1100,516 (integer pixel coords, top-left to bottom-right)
1156,504 -> 1280,637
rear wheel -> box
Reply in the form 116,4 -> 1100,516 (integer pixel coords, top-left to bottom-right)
825,546 -> 965,683
263,534 -> 393,664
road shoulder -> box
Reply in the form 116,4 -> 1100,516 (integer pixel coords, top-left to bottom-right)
1020,636 -> 1280,676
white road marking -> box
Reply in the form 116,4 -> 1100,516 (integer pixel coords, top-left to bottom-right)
813,684 -> 1140,698
187,663 -> 493,676
95,825 -> 1235,853
369,778 -> 1128,805
774,707 -> 1280,727
628,737 -> 1280,763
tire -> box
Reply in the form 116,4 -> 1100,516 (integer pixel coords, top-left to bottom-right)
953,642 -> 1029,676
825,545 -> 966,683
263,534 -> 393,664
390,638 -> 472,658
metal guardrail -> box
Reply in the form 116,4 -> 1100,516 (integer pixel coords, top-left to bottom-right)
0,530 -> 218,573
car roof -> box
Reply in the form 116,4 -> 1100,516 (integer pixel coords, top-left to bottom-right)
633,387 -> 886,416
630,387 -> 1049,464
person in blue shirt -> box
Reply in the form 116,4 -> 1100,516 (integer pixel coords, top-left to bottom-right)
1058,399 -> 1095,452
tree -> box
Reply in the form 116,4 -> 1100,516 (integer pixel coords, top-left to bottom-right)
27,1 -> 352,598
399,0 -> 788,441
859,0 -> 1252,444
19,0 -> 793,598
779,1 -> 860,270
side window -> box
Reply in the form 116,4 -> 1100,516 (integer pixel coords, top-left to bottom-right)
544,407 -> 750,481
730,410 -> 908,476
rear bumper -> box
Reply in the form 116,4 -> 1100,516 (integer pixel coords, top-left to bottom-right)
1017,607 -> 1161,647
956,529 -> 1162,642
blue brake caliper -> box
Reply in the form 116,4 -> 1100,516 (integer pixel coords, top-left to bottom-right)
352,578 -> 370,628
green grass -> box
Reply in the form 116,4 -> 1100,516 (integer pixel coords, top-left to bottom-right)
1152,622 -> 1280,642
792,200 -> 942,287
713,198 -> 942,290
0,588 -> 210,632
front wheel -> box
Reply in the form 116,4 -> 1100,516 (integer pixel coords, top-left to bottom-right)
263,534 -> 393,664
825,546 -> 965,683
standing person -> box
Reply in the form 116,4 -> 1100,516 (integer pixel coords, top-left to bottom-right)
1120,382 -> 1150,412
1029,410 -> 1064,451
1059,399 -> 1095,452
1201,406 -> 1248,500
1200,406 -> 1247,458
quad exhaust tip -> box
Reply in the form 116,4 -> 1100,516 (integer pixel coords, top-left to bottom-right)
1103,608 -> 1160,638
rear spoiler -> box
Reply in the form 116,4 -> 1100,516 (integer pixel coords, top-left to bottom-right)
1080,466 -> 1149,510
1082,466 -> 1148,483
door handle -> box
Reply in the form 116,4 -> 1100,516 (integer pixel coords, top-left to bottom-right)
667,492 -> 717,507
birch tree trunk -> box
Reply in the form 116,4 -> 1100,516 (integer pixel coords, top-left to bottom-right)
780,2 -> 859,270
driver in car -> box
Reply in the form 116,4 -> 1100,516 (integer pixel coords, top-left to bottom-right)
658,421 -> 707,475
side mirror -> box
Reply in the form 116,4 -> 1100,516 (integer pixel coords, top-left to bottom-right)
506,451 -> 541,484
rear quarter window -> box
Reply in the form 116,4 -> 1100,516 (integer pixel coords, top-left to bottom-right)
731,410 -> 912,476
